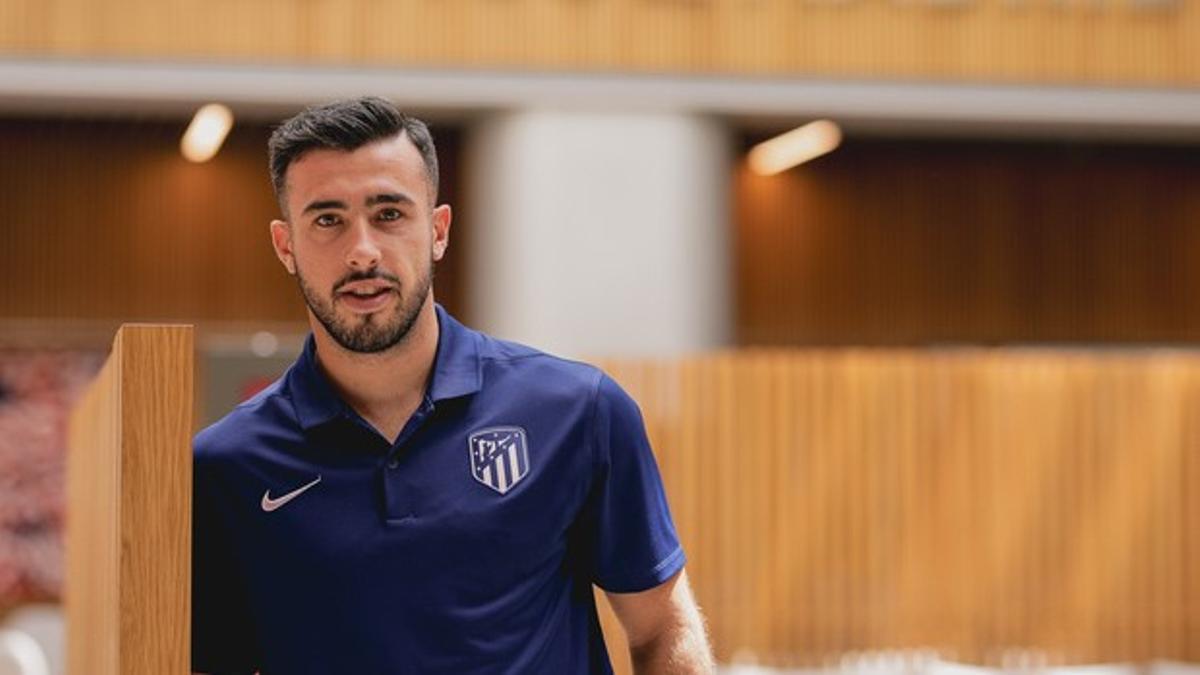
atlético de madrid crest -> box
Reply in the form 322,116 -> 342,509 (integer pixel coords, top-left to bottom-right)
468,427 -> 530,495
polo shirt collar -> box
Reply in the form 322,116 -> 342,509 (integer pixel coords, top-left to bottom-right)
289,304 -> 483,431
428,304 -> 483,402
289,334 -> 348,430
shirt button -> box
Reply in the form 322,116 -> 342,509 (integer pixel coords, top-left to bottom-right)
387,458 -> 400,470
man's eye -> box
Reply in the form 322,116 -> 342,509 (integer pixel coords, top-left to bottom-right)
377,208 -> 403,222
314,214 -> 340,227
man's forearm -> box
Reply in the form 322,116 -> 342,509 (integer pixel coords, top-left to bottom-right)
629,606 -> 715,674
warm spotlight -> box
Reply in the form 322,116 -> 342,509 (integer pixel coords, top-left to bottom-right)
747,119 -> 842,176
181,103 -> 234,163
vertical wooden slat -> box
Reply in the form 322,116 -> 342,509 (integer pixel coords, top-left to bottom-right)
66,324 -> 193,675
66,338 -> 121,675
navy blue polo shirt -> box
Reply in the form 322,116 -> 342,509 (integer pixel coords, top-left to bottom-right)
192,306 -> 685,674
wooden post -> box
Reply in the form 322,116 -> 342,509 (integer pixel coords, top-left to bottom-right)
66,325 -> 193,675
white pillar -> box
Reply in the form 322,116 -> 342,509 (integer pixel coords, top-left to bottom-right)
464,110 -> 732,358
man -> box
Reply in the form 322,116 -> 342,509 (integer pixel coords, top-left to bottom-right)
192,97 -> 714,674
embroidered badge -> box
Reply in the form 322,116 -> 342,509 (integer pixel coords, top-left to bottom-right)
468,426 -> 530,495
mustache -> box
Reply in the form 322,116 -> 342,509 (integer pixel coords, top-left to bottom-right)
333,269 -> 402,293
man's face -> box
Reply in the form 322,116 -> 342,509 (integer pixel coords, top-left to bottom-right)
269,134 -> 451,354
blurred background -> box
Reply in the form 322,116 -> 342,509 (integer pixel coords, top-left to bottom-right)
0,0 -> 1198,673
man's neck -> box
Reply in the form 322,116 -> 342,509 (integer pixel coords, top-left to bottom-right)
309,298 -> 440,442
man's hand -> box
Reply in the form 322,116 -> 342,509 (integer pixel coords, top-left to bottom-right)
605,568 -> 715,674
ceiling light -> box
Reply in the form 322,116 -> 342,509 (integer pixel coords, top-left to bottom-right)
748,119 -> 843,176
180,103 -> 234,163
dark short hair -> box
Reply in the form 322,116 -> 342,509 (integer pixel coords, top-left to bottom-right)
268,96 -> 439,214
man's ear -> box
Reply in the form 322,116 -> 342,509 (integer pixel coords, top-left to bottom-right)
431,204 -> 452,262
269,219 -> 296,275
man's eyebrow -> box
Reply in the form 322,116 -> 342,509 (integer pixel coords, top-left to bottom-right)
302,199 -> 347,214
366,192 -> 416,207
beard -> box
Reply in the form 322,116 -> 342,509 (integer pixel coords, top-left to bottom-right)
295,260 -> 433,354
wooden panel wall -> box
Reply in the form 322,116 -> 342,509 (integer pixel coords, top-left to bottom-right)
601,351 -> 1200,665
0,116 -> 467,324
66,325 -> 193,674
736,137 -> 1200,346
7,118 -> 1199,349
0,0 -> 1196,85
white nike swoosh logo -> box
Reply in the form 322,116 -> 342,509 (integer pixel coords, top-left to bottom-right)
261,476 -> 322,512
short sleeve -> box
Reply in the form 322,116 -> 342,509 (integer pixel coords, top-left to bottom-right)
585,374 -> 686,593
192,447 -> 260,674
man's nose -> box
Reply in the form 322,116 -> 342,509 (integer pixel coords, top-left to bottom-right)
345,219 -> 381,270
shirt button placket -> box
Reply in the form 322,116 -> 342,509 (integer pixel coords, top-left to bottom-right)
383,453 -> 409,523
383,398 -> 434,523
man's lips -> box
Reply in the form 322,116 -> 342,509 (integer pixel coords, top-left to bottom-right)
336,281 -> 397,297
336,286 -> 396,313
